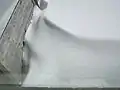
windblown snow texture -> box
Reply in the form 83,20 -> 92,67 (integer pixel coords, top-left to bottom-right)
23,0 -> 120,87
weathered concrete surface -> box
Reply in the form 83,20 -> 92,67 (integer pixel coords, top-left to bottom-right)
0,0 -> 34,84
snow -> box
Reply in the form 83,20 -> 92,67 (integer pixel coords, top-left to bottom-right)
22,0 -> 120,87
45,0 -> 120,40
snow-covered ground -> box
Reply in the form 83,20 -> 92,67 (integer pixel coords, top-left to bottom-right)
22,0 -> 120,87
45,0 -> 120,40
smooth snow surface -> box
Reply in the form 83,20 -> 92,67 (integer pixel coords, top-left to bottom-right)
23,1 -> 120,87
45,0 -> 120,40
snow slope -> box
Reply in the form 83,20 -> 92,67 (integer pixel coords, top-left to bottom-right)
23,0 -> 120,87
45,0 -> 120,40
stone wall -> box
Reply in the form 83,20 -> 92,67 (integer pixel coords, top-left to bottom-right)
0,0 -> 34,84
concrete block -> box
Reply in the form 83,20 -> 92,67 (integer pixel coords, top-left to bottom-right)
0,0 -> 34,84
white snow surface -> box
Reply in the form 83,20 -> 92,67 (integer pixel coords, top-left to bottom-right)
22,0 -> 120,87
45,0 -> 120,40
